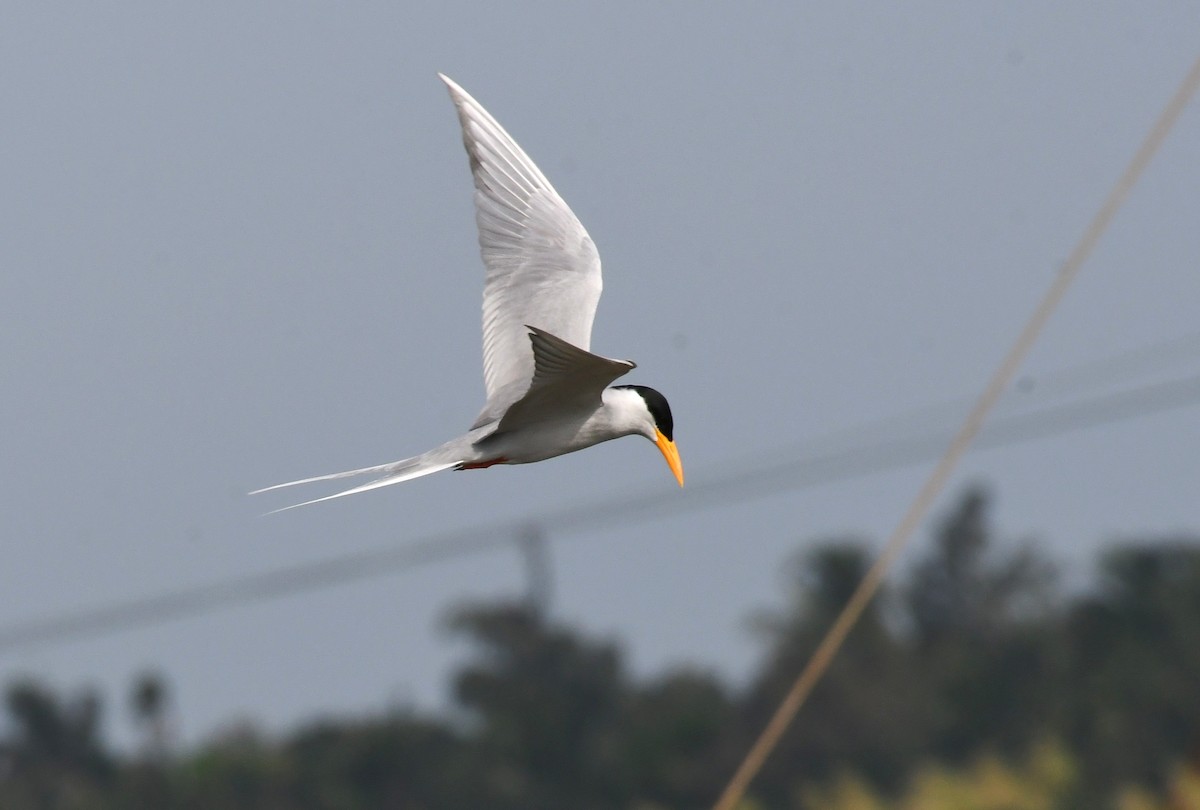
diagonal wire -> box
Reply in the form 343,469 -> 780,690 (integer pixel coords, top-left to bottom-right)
711,53 -> 1200,810
2,372 -> 1200,655
3,124 -> 1200,657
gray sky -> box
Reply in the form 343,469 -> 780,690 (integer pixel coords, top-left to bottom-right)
3,4 -> 1199,748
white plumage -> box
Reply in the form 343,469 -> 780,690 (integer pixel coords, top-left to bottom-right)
252,74 -> 682,512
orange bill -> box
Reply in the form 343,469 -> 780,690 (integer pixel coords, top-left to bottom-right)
655,430 -> 684,487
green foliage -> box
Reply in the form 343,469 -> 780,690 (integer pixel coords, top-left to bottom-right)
0,680 -> 113,808
1,488 -> 1198,809
906,487 -> 1062,763
1060,541 -> 1200,802
746,543 -> 931,797
896,739 -> 1076,810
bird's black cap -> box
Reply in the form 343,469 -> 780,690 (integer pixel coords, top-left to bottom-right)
615,385 -> 674,441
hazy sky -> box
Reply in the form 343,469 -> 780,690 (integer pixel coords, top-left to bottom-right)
3,4 -> 1199,748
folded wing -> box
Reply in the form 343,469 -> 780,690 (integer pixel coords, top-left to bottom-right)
493,326 -> 634,434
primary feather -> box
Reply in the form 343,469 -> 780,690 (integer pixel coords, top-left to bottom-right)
439,74 -> 605,426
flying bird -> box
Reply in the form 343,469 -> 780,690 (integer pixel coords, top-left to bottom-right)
252,74 -> 683,511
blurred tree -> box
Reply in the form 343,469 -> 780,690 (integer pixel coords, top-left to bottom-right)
126,670 -> 173,807
799,769 -> 888,810
745,542 -> 930,802
897,738 -> 1075,810
285,713 -> 478,810
905,486 -> 1060,761
0,488 -> 1194,809
176,722 -> 289,810
0,679 -> 112,808
908,487 -> 1059,646
1062,541 -> 1200,800
619,668 -> 739,807
130,670 -> 171,759
448,600 -> 627,809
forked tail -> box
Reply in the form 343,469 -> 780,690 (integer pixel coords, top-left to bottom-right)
250,446 -> 463,514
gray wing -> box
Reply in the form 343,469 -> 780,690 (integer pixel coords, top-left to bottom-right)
440,74 -> 604,422
493,326 -> 634,434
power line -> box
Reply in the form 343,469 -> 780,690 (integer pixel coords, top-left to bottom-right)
3,371 -> 1199,656
548,372 -> 1200,535
711,52 -> 1200,810
792,329 -> 1200,460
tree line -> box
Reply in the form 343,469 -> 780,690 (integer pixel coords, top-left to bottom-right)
2,486 -> 1198,809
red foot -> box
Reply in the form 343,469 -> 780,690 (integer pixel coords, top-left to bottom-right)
457,457 -> 508,471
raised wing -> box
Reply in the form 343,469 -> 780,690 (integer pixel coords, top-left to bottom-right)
493,326 -> 634,434
440,74 -> 604,419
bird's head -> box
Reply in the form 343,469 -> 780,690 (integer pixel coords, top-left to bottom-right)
611,384 -> 683,486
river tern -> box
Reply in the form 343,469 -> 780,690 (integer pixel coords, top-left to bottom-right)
253,74 -> 682,511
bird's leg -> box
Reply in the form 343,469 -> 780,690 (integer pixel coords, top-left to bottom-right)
456,457 -> 509,471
